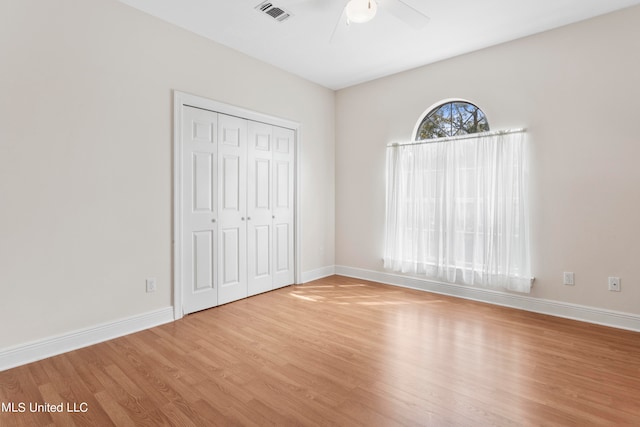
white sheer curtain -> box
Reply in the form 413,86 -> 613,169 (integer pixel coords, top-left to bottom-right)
384,131 -> 532,293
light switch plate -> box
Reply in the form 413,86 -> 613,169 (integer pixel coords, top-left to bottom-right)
146,278 -> 157,293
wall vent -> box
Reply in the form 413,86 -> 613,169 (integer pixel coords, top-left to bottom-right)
255,1 -> 292,22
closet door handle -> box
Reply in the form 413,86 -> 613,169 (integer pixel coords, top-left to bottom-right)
247,217 -> 251,220
211,219 -> 216,223
241,217 -> 245,221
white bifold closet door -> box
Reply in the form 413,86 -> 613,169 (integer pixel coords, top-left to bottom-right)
271,126 -> 295,288
217,114 -> 248,305
181,106 -> 295,314
247,121 -> 274,296
247,122 -> 296,294
181,106 -> 218,313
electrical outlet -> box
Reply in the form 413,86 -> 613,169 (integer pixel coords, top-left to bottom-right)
608,277 -> 621,292
563,272 -> 575,286
146,278 -> 157,293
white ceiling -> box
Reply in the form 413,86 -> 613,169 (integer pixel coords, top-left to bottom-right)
118,0 -> 640,90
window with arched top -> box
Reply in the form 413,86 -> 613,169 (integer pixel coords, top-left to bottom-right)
385,100 -> 531,293
415,100 -> 489,140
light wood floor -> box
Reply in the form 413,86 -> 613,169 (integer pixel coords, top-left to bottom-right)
2,275 -> 640,426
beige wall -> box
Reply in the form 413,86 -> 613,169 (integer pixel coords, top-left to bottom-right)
336,6 -> 640,314
0,0 -> 335,348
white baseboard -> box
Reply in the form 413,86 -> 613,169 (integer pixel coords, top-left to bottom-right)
301,265 -> 336,283
0,307 -> 174,372
335,265 -> 640,332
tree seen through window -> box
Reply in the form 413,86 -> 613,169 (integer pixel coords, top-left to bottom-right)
416,101 -> 489,140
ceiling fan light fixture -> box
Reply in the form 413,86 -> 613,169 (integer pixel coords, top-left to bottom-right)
345,0 -> 378,23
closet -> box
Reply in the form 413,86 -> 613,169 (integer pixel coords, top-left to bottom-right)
179,105 -> 295,314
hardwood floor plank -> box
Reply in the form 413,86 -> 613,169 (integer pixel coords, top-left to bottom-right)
93,390 -> 132,427
2,275 -> 640,425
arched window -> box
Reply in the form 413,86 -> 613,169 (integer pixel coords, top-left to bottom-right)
415,100 -> 489,140
385,100 -> 531,293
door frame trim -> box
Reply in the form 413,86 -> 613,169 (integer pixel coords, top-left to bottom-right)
173,91 -> 302,320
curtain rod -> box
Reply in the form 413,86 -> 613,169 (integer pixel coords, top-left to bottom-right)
387,128 -> 526,147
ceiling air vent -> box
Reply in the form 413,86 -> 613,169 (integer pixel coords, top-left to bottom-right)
255,1 -> 292,22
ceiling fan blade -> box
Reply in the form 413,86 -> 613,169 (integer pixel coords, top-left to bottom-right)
329,6 -> 349,43
382,0 -> 430,29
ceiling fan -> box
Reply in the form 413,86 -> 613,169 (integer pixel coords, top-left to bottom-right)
280,0 -> 430,41
344,0 -> 429,26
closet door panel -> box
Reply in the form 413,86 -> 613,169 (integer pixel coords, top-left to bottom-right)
272,126 -> 295,288
247,121 -> 273,296
181,107 -> 218,314
218,114 -> 248,305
